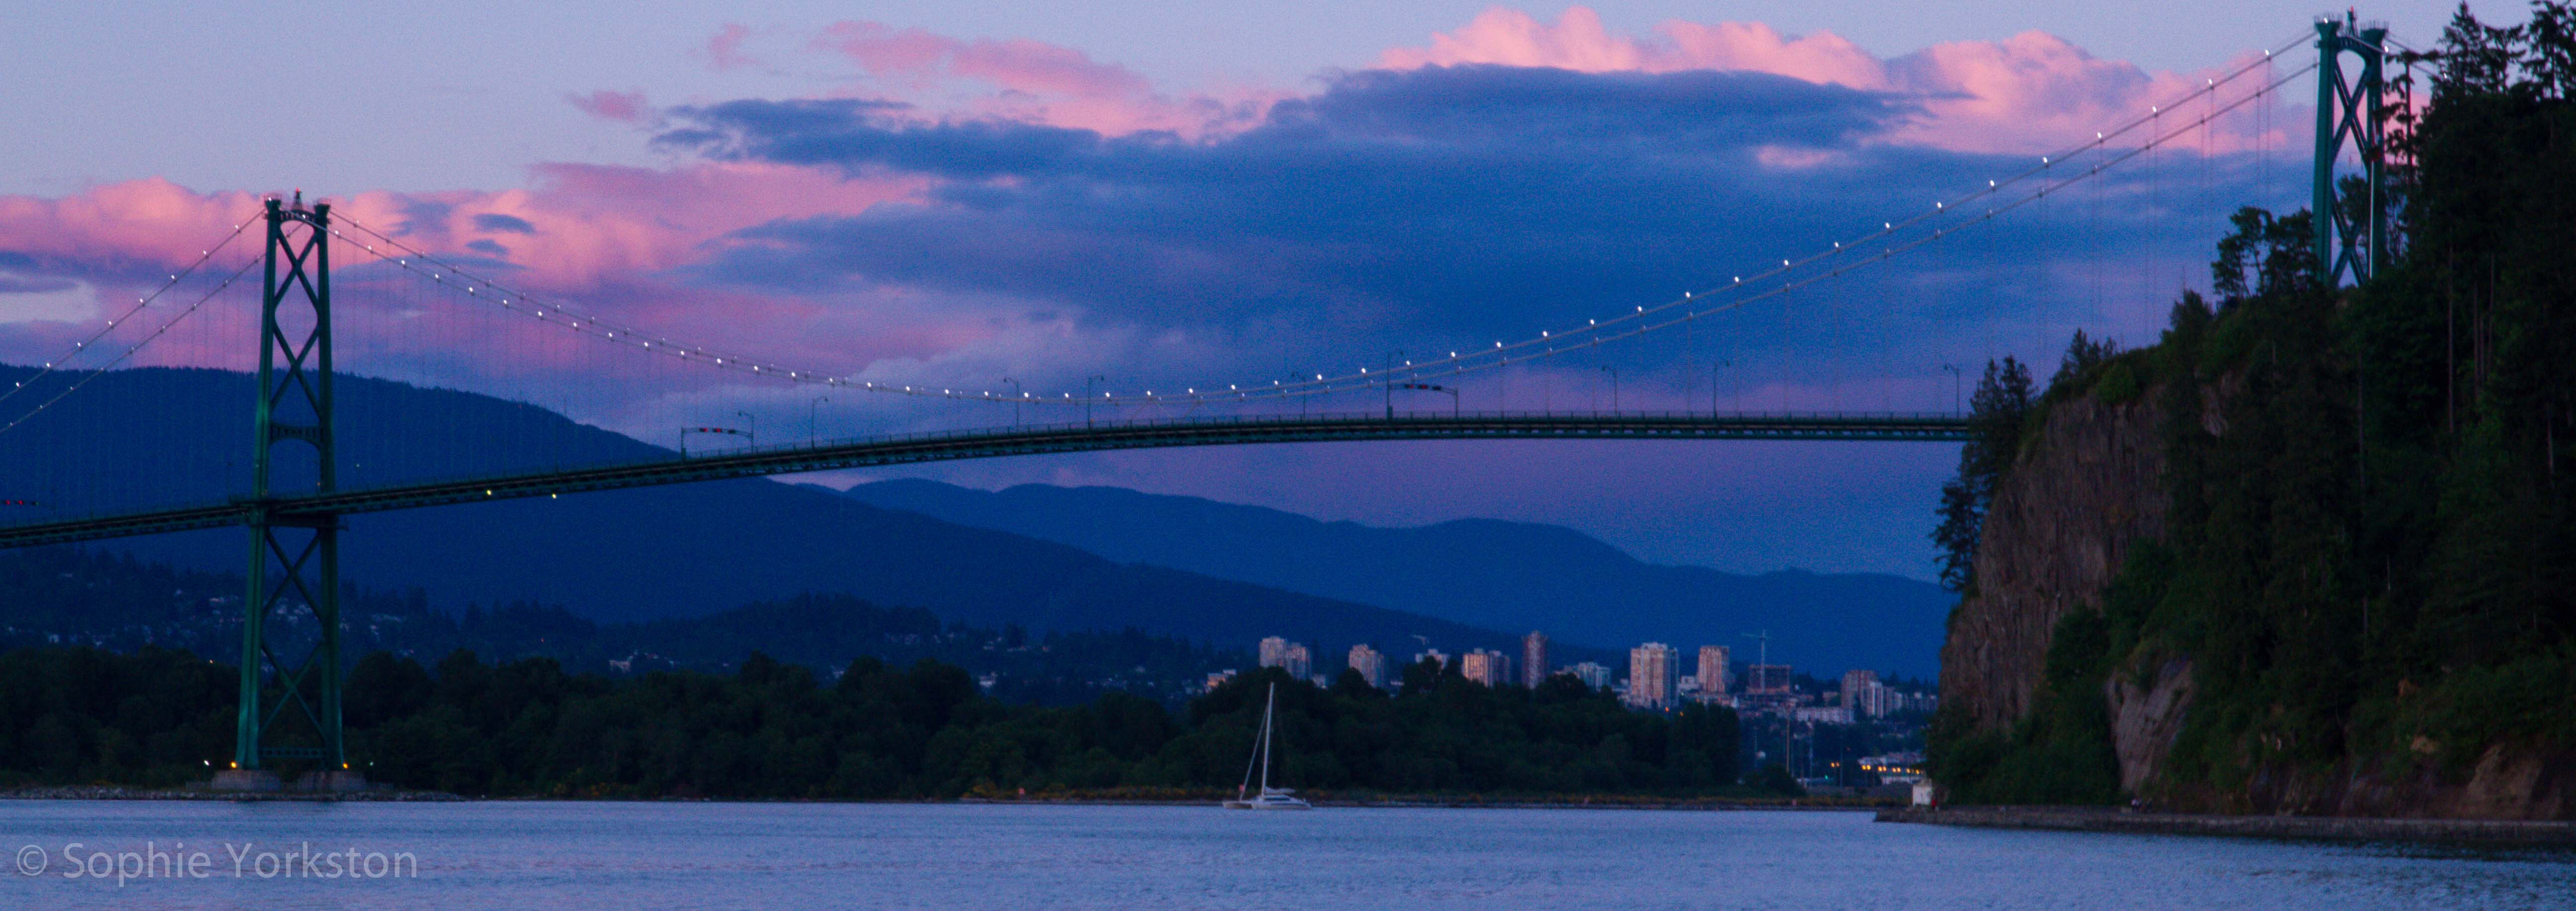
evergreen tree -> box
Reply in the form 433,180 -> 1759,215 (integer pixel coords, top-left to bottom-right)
1933,357 -> 2033,591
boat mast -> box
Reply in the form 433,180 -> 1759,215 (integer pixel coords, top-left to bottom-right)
1258,683 -> 1276,792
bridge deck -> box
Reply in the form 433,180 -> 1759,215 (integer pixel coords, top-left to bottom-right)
0,410 -> 1968,548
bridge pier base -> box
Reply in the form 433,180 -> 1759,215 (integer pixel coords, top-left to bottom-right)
298,770 -> 371,793
208,769 -> 282,792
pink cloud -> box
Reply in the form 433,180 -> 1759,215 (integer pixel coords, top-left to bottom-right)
820,22 -> 1150,98
1658,20 -> 1883,89
1379,7 -> 2284,155
811,21 -> 1275,138
568,89 -> 654,124
1382,6 -> 1650,73
703,23 -> 756,71
319,161 -> 926,293
0,164 -> 948,384
0,178 -> 267,270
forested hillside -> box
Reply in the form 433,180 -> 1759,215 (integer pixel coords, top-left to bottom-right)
1930,3 -> 2576,818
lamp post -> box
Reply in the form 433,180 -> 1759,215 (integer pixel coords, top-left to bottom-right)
1384,350 -> 1403,420
1941,363 -> 1963,414
808,397 -> 827,446
736,411 -> 756,447
1598,366 -> 1619,414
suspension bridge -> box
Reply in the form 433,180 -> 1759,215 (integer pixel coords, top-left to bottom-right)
0,16 -> 2400,787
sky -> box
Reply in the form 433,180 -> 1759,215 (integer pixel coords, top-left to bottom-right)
0,0 -> 2491,579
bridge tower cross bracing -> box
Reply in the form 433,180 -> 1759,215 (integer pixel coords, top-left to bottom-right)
225,195 -> 352,787
2313,12 -> 2390,286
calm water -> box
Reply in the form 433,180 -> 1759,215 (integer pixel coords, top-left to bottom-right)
1,801 -> 2569,910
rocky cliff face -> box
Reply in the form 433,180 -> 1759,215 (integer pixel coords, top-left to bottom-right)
1937,379 -> 2576,819
2321,743 -> 2576,820
1938,389 -> 2170,735
2105,656 -> 2195,794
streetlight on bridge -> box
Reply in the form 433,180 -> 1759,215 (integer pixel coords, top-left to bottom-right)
1383,350 -> 1404,419
1711,359 -> 1731,417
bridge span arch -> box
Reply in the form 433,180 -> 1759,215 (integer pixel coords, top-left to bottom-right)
0,410 -> 1966,549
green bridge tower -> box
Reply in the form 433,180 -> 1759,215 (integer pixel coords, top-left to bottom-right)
2314,12 -> 2390,286
214,195 -> 360,791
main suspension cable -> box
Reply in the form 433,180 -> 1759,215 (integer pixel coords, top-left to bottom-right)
0,247 -> 265,439
0,213 -> 258,410
327,31 -> 2316,408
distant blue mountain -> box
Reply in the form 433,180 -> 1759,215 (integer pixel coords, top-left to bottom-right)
0,365 -> 1576,663
840,479 -> 1953,677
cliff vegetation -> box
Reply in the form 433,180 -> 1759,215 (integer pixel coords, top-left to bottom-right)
1929,2 -> 2576,817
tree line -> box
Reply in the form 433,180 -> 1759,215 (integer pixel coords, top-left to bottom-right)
0,645 -> 1762,800
0,544 -> 1238,708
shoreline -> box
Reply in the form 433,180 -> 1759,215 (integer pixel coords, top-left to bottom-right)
0,785 -> 467,802
0,785 -> 1879,811
963,796 -> 1879,812
1877,805 -> 2576,847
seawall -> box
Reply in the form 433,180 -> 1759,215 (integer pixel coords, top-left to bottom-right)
1877,806 -> 2576,847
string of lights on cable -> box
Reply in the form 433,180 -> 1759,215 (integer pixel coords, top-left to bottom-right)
323,31 -> 2314,409
0,245 -> 266,438
0,213 -> 257,407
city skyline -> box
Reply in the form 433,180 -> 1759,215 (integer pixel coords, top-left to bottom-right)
1247,628 -> 1932,704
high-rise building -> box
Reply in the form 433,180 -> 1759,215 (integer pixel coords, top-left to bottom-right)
1747,663 -> 1793,694
1347,644 -> 1387,689
1522,631 -> 1550,688
1626,642 -> 1679,710
1412,648 -> 1450,672
1567,661 -> 1612,690
1260,637 -> 1312,679
1696,645 -> 1731,696
1461,649 -> 1511,687
1842,669 -> 1880,718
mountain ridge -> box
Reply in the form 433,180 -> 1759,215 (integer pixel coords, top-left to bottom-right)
838,477 -> 1951,676
0,365 -> 1593,664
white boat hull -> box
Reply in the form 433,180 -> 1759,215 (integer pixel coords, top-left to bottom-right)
1223,798 -> 1312,810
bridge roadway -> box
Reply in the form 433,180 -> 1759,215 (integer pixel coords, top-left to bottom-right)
0,410 -> 1968,549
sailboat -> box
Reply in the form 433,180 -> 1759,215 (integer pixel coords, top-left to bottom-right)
1222,682 -> 1312,810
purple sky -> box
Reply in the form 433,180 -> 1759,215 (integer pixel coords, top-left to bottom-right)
0,2 -> 2481,578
